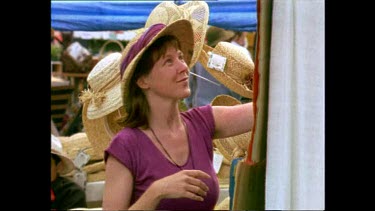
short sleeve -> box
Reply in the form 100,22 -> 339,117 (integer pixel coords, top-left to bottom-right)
104,128 -> 139,174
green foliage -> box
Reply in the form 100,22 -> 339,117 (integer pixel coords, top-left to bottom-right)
51,44 -> 63,61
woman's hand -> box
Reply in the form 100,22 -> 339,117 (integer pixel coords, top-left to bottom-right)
152,170 -> 211,201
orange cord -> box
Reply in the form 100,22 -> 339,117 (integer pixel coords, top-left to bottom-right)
246,0 -> 261,165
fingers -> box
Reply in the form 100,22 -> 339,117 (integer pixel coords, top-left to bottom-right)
186,176 -> 209,192
184,169 -> 211,179
181,170 -> 210,201
157,170 -> 212,201
186,184 -> 207,198
185,191 -> 205,202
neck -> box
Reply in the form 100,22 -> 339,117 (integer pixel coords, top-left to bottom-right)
147,95 -> 183,131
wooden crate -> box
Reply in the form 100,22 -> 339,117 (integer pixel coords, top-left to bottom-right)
51,85 -> 74,130
51,61 -> 63,77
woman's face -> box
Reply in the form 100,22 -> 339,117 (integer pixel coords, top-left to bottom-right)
141,45 -> 190,99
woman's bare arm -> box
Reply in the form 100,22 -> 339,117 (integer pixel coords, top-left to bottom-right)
212,102 -> 254,139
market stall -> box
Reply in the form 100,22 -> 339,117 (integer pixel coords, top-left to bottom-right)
51,0 -> 257,31
51,0 -> 258,209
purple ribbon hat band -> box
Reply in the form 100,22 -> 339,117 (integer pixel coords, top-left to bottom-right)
120,23 -> 166,78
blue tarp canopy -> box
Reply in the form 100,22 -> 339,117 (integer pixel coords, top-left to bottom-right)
51,0 -> 257,32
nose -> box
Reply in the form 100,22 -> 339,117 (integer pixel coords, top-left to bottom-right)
177,58 -> 189,74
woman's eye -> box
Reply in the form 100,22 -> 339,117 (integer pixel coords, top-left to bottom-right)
179,55 -> 185,62
164,59 -> 173,66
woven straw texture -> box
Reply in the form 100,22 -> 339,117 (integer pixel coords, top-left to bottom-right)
51,134 -> 75,175
87,170 -> 105,182
81,29 -> 147,159
199,42 -> 254,98
121,20 -> 194,110
145,1 -> 209,68
82,102 -> 125,156
211,95 -> 251,163
79,52 -> 122,120
82,161 -> 105,174
59,132 -> 103,161
60,133 -> 107,182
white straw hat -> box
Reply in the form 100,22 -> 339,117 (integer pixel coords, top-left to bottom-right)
145,1 -> 209,68
80,28 -> 149,156
51,134 -> 75,175
79,52 -> 122,119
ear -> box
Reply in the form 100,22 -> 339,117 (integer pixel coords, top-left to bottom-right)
136,75 -> 150,89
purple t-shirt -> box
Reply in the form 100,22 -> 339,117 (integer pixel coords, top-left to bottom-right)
105,105 -> 219,210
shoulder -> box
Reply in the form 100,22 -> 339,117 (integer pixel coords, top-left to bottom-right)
110,127 -> 140,148
182,105 -> 215,136
105,127 -> 144,163
182,105 -> 213,120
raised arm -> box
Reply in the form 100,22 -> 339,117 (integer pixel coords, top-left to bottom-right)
212,102 -> 254,139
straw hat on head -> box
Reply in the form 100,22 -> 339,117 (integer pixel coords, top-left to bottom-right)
211,95 -> 251,164
145,1 -> 209,68
198,42 -> 255,98
51,134 -> 75,175
206,26 -> 235,47
120,19 -> 194,109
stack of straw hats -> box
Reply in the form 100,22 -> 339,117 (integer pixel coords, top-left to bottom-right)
211,95 -> 251,183
51,134 -> 76,176
79,52 -> 126,157
145,1 -> 209,68
59,132 -> 106,182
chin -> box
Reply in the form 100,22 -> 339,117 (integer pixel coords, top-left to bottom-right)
180,88 -> 191,99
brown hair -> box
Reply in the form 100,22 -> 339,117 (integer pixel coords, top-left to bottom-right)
118,35 -> 181,129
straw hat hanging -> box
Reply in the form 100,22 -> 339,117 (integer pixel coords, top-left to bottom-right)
211,95 -> 251,164
206,26 -> 235,47
51,134 -> 76,175
199,42 -> 255,99
59,132 -> 103,161
79,52 -> 126,156
145,1 -> 209,68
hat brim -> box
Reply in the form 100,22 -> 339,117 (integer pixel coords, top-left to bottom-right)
211,95 -> 251,162
145,1 -> 209,68
86,82 -> 122,119
51,149 -> 75,175
82,102 -> 125,156
121,19 -> 194,108
199,43 -> 254,99
207,30 -> 235,48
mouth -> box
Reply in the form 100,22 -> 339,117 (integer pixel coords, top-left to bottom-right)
177,77 -> 188,83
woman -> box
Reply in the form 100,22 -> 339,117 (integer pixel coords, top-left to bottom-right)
102,20 -> 254,210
